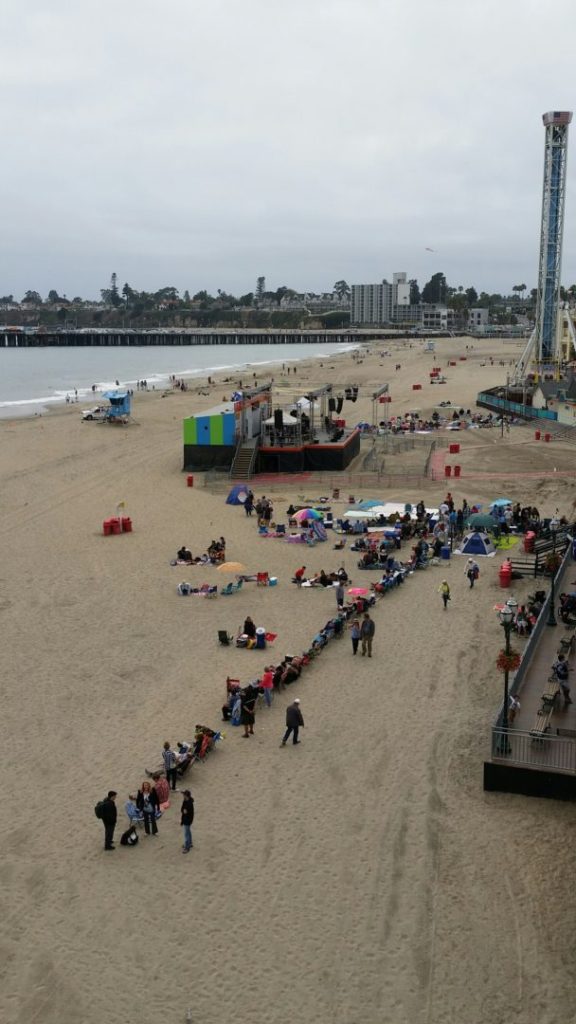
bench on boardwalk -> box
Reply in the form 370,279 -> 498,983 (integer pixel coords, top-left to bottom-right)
530,706 -> 553,740
541,677 -> 560,708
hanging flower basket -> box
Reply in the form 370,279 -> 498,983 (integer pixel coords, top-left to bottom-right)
496,649 -> 521,673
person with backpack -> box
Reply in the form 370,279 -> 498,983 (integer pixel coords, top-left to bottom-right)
180,790 -> 195,853
95,791 -> 117,851
465,558 -> 480,589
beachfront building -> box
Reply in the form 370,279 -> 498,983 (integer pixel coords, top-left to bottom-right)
351,275 -> 456,330
468,307 -> 490,331
351,272 -> 414,326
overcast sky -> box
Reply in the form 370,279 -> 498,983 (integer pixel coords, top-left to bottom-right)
2,0 -> 576,300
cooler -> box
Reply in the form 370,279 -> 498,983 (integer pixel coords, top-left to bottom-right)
255,628 -> 267,650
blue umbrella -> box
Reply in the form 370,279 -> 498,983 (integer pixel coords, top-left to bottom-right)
490,498 -> 512,508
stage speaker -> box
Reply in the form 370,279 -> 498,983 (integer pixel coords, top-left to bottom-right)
336,396 -> 344,414
328,397 -> 336,412
274,409 -> 283,430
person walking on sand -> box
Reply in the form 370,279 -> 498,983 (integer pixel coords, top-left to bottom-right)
438,580 -> 451,609
180,790 -> 194,853
465,558 -> 479,589
336,581 -> 345,608
360,612 -> 375,657
99,791 -> 117,851
350,618 -> 361,655
281,698 -> 304,746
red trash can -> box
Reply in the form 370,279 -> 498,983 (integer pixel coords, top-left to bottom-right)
499,565 -> 512,588
449,443 -> 460,454
121,517 -> 132,533
110,517 -> 121,535
544,433 -> 551,443
103,519 -> 113,536
524,531 -> 535,553
444,465 -> 452,478
453,465 -> 461,478
187,474 -> 194,487
534,430 -> 541,441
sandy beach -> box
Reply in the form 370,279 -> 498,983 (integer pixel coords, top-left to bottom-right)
2,336 -> 576,1024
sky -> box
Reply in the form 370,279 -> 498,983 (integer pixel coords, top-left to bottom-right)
2,0 -> 576,300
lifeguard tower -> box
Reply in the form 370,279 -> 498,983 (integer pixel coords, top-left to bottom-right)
103,390 -> 131,423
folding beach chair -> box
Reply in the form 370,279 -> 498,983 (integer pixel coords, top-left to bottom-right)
220,582 -> 234,596
257,572 -> 269,586
218,630 -> 233,645
276,524 -> 286,535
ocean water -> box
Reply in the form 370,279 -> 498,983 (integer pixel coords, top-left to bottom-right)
0,343 -> 355,417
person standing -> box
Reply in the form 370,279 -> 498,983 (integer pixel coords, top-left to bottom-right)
438,580 -> 451,609
180,790 -> 195,853
137,781 -> 160,836
100,791 -> 117,851
465,558 -> 479,589
335,581 -> 345,608
360,612 -> 375,657
281,698 -> 304,746
162,742 -> 178,791
241,684 -> 257,738
350,618 -> 361,655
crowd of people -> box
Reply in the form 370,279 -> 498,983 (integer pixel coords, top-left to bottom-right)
96,728 -> 220,852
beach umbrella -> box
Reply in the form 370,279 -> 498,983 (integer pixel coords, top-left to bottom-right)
490,498 -> 512,508
348,587 -> 369,596
217,561 -> 246,573
293,508 -> 322,521
466,513 -> 497,530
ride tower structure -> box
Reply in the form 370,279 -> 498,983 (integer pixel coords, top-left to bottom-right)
513,110 -> 573,381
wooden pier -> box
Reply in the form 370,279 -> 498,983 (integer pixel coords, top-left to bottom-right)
0,327 -> 419,348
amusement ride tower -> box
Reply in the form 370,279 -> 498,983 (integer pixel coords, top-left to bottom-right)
514,110 -> 574,379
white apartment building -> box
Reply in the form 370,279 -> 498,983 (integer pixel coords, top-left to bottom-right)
468,307 -> 489,330
351,272 -> 413,325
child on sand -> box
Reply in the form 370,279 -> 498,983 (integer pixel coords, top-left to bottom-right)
438,581 -> 451,609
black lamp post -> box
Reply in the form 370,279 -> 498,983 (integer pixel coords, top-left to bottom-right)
498,598 -> 517,751
547,517 -> 559,627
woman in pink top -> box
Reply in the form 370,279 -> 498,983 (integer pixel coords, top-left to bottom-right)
261,667 -> 274,707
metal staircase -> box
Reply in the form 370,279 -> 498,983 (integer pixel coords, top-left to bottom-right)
230,436 -> 259,479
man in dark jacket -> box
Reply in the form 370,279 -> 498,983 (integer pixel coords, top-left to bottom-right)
101,791 -> 117,851
180,790 -> 195,853
281,698 -> 304,747
360,612 -> 375,657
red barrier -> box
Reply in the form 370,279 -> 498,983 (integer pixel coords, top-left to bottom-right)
444,465 -> 452,478
412,384 -> 422,390
453,465 -> 461,478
